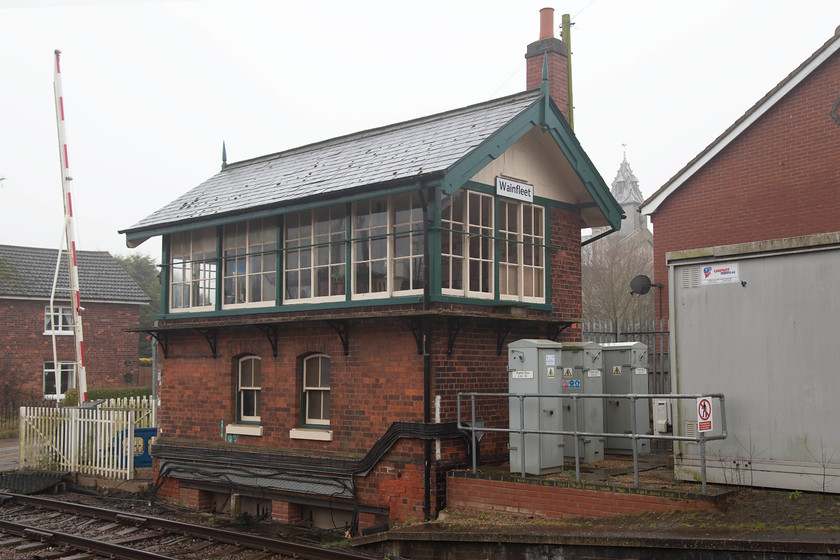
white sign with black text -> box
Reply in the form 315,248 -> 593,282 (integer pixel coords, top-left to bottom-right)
496,176 -> 534,203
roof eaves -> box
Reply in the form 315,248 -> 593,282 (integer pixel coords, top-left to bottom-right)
442,91 -> 543,195
443,90 -> 622,230
641,32 -> 840,216
123,170 -> 447,244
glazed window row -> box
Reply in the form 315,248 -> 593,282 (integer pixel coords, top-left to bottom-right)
168,190 -> 546,312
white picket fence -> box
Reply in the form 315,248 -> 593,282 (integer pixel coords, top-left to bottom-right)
19,397 -> 157,480
100,396 -> 157,428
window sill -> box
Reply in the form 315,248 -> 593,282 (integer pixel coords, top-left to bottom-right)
289,428 -> 333,441
225,424 -> 263,437
43,331 -> 73,336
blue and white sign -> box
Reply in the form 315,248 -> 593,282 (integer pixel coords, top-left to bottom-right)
496,176 -> 534,203
701,262 -> 740,285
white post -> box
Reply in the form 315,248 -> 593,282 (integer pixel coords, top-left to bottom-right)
53,50 -> 88,403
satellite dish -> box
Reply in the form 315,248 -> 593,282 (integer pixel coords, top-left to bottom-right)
630,275 -> 653,295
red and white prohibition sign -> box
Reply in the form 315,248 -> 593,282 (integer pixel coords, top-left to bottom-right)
697,397 -> 713,433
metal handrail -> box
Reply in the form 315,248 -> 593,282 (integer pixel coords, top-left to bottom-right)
457,392 -> 727,494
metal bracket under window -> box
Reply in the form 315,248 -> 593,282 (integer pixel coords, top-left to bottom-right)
446,317 -> 469,356
255,324 -> 279,358
144,331 -> 169,359
194,328 -> 218,359
496,320 -> 520,356
326,320 -> 350,356
547,321 -> 573,342
402,318 -> 429,355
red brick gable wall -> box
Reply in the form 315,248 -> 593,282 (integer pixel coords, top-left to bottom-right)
0,298 -> 143,400
650,50 -> 840,322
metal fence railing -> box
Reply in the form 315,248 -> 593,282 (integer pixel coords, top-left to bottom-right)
583,317 -> 670,394
457,391 -> 727,494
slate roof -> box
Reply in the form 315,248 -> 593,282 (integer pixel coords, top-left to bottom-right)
122,90 -> 543,237
0,244 -> 150,303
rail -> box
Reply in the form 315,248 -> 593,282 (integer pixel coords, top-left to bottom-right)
457,392 -> 727,494
0,492 -> 370,560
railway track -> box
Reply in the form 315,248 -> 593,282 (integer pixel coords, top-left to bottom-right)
0,492 -> 374,560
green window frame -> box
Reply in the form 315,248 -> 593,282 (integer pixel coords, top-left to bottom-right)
237,355 -> 262,423
302,354 -> 330,426
284,206 -> 347,302
170,227 -> 217,312
223,218 -> 277,308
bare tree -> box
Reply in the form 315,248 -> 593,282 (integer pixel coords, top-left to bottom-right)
0,358 -> 38,408
582,230 -> 653,322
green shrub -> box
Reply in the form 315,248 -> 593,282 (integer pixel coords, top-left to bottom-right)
63,386 -> 153,406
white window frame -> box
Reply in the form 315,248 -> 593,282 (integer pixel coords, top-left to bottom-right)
43,361 -> 75,399
44,305 -> 73,335
222,218 -> 277,309
352,197 -> 390,299
441,190 -> 494,299
237,355 -> 261,424
302,354 -> 330,426
390,191 -> 425,295
169,227 -> 217,312
499,200 -> 545,303
284,206 -> 347,304
351,193 -> 425,300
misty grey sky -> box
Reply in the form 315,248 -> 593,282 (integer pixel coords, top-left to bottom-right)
1,0 -> 838,260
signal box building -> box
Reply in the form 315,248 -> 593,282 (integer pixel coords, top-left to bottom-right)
121,9 -> 623,530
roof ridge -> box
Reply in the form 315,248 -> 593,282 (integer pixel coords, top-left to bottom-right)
222,90 -> 543,170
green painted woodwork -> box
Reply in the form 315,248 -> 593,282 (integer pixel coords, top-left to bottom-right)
441,94 -> 622,231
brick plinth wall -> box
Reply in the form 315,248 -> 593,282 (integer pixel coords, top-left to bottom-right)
447,472 -> 716,520
271,500 -> 302,524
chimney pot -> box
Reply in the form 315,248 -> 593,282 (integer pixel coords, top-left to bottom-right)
539,7 -> 555,39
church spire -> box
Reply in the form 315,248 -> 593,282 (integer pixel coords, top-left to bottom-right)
611,147 -> 643,206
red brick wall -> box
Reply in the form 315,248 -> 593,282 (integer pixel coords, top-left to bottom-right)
447,473 -> 715,520
551,207 -> 583,335
157,320 -> 425,455
153,204 -> 588,525
650,51 -> 840,322
0,298 -> 143,400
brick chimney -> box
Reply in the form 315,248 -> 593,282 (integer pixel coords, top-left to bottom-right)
525,7 -> 569,121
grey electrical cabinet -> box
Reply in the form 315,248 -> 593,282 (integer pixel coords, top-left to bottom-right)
508,339 -> 563,475
601,342 -> 650,453
559,342 -> 604,463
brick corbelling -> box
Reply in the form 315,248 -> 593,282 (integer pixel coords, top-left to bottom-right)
447,474 -> 715,520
